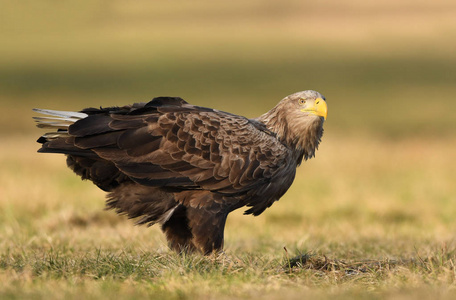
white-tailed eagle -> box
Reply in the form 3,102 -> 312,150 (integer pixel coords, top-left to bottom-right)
34,90 -> 327,254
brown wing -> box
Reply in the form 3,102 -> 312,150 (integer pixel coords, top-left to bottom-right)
68,97 -> 295,214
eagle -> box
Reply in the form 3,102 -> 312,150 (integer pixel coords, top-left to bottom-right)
34,90 -> 327,254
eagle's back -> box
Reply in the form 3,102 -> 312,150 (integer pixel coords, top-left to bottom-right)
36,97 -> 297,217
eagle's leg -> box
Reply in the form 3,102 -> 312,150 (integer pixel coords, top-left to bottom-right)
161,205 -> 196,253
186,206 -> 228,255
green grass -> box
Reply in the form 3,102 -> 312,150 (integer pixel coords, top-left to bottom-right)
1,136 -> 456,299
2,0 -> 456,299
1,246 -> 456,300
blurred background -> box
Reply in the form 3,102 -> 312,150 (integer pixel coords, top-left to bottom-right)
2,0 -> 455,136
1,0 -> 456,253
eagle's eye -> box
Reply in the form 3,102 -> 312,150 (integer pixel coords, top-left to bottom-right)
298,98 -> 306,105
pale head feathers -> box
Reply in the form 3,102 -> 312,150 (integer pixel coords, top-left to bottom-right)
257,90 -> 326,162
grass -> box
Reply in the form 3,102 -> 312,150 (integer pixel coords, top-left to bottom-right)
2,0 -> 456,299
1,247 -> 455,299
1,135 -> 456,299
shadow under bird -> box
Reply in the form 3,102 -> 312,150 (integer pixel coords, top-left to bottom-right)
33,90 -> 327,254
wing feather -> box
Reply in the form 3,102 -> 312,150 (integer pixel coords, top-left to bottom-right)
64,97 -> 292,211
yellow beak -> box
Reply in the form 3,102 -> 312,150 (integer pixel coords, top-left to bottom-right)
301,98 -> 327,120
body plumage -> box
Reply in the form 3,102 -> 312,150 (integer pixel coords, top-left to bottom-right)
34,90 -> 327,254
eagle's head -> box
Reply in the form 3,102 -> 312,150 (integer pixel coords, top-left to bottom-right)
287,90 -> 327,121
258,90 -> 328,162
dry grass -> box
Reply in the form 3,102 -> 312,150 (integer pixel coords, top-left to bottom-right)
1,134 -> 456,299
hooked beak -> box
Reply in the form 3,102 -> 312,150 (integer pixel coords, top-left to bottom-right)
301,98 -> 327,120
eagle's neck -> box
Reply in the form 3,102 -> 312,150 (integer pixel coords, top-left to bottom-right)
257,106 -> 324,164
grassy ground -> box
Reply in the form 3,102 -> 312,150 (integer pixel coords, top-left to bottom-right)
1,136 -> 456,299
1,0 -> 456,299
